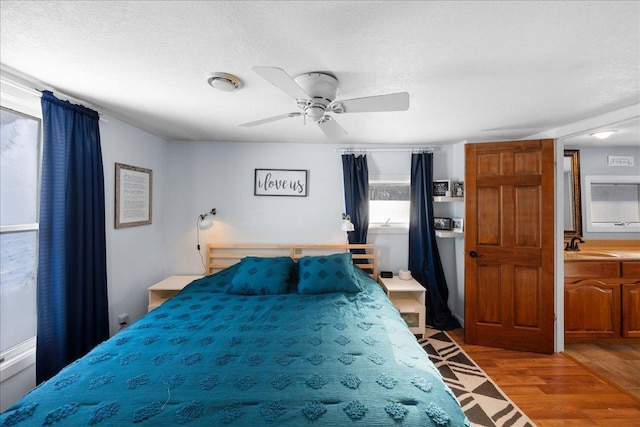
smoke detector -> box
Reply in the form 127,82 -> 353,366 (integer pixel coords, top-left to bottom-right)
207,72 -> 243,92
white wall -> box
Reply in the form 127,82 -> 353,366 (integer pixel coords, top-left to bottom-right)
450,141 -> 466,325
164,141 -> 346,274
100,116 -> 168,334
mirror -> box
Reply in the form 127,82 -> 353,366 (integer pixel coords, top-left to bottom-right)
563,150 -> 582,238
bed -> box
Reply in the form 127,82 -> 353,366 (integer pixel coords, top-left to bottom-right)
1,244 -> 469,426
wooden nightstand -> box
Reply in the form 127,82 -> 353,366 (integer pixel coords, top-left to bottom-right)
148,275 -> 203,312
378,275 -> 426,336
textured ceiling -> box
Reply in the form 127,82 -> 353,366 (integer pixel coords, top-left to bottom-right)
1,1 -> 638,146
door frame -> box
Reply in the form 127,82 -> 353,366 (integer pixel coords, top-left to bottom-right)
554,142 -> 565,353
532,105 -> 640,352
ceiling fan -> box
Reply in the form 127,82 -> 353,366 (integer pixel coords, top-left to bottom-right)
237,66 -> 410,139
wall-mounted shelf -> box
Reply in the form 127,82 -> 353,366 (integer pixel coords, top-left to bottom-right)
433,196 -> 464,238
433,196 -> 464,203
435,230 -> 464,238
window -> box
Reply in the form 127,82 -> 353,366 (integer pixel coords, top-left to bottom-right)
0,107 -> 41,354
369,176 -> 410,232
585,175 -> 640,232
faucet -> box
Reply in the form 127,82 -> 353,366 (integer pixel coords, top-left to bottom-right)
565,237 -> 584,251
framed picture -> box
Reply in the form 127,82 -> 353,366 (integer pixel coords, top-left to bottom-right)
115,163 -> 152,228
433,180 -> 451,197
452,181 -> 464,197
254,169 -> 308,197
434,217 -> 452,230
452,218 -> 464,233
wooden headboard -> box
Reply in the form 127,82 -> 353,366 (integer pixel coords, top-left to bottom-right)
205,243 -> 377,279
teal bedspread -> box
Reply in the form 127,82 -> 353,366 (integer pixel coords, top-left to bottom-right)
2,265 -> 469,426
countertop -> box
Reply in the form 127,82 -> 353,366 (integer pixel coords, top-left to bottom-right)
564,240 -> 640,261
564,250 -> 640,261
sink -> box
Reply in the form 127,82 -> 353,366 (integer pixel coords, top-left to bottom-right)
564,251 -> 620,258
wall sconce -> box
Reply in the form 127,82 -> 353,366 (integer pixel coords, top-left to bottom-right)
197,208 -> 216,251
198,208 -> 217,230
341,213 -> 355,232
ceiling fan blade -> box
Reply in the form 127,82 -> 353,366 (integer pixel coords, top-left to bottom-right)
252,66 -> 310,100
334,92 -> 409,113
237,112 -> 301,127
318,116 -> 347,139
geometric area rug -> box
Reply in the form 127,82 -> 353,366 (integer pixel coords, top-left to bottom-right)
419,329 -> 536,427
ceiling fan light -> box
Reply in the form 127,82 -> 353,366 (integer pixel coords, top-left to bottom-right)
590,130 -> 617,139
244,66 -> 410,139
207,73 -> 243,92
306,106 -> 325,121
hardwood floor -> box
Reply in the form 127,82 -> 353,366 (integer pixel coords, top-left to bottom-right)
448,329 -> 640,426
564,341 -> 640,401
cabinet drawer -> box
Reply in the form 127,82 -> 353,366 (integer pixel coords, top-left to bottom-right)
564,261 -> 619,278
622,262 -> 640,278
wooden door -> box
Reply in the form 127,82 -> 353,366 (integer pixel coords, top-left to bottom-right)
465,139 -> 555,354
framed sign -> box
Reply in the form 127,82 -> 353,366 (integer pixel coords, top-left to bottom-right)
115,163 -> 152,228
254,169 -> 308,197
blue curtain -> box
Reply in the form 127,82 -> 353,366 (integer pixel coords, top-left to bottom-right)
341,154 -> 369,245
408,152 -> 460,330
37,91 -> 109,383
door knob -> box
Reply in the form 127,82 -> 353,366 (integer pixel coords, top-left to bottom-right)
469,251 -> 481,258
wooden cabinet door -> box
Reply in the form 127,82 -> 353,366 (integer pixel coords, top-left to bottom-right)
622,282 -> 640,338
465,139 -> 555,354
565,279 -> 621,339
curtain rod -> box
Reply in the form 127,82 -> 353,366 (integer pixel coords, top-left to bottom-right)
335,146 -> 438,153
1,67 -> 108,122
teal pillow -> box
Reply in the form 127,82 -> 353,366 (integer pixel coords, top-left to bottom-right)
227,256 -> 294,295
297,253 -> 363,294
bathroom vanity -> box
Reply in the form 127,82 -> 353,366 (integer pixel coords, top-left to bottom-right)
564,240 -> 640,340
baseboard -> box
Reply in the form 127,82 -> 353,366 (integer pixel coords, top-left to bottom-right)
453,312 -> 465,328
